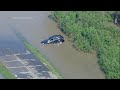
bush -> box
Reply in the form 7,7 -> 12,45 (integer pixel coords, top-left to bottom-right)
52,11 -> 120,79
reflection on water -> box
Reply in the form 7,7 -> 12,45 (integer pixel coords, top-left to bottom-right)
0,11 -> 105,79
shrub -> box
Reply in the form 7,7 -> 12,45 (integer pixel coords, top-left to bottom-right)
52,11 -> 120,79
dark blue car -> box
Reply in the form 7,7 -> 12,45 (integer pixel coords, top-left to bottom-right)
41,35 -> 64,44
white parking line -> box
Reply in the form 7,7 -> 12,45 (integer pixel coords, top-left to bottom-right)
22,50 -> 30,55
17,78 -> 27,79
15,55 -> 39,79
27,65 -> 42,67
3,60 -> 18,63
6,62 -> 41,69
5,55 -> 12,56
2,52 -> 56,79
19,72 -> 30,74
21,59 -> 35,61
14,53 -> 21,55
8,66 -> 25,68
5,55 -> 14,57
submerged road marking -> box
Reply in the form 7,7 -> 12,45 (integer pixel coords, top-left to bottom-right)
5,55 -> 12,56
3,60 -> 18,63
21,59 -> 35,61
11,17 -> 33,19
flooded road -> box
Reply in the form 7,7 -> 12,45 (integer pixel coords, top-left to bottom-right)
2,11 -> 105,79
0,14 -> 26,53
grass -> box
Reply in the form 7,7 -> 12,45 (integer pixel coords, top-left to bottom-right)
51,11 -> 120,79
15,31 -> 63,79
0,62 -> 16,79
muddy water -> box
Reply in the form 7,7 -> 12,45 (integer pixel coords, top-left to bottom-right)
0,13 -> 26,53
6,11 -> 105,79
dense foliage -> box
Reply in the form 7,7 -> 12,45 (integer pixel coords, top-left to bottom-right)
51,11 -> 120,79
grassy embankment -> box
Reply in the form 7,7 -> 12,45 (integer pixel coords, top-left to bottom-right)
0,63 -> 16,79
51,11 -> 120,79
15,31 -> 63,79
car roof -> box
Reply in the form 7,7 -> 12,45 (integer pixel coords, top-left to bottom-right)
49,35 -> 63,39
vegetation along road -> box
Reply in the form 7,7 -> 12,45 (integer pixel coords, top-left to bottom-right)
51,11 -> 120,79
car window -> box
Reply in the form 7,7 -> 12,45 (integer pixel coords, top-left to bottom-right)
55,37 -> 60,40
49,38 -> 55,42
50,37 -> 57,42
50,38 -> 53,41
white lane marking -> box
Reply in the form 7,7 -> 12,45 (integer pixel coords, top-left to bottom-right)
3,60 -> 18,63
11,17 -> 33,19
21,59 -> 36,61
7,64 -> 41,68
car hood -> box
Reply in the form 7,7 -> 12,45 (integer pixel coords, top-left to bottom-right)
41,39 -> 48,44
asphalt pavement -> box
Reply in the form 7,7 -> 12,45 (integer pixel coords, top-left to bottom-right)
0,48 -> 57,79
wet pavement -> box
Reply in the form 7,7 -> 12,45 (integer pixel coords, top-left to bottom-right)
0,13 -> 57,79
0,74 -> 5,79
0,48 -> 57,79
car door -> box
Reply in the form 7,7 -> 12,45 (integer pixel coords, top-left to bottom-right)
50,37 -> 59,44
48,38 -> 54,43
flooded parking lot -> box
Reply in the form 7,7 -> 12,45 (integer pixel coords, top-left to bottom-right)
0,16 -> 57,79
0,11 -> 105,79
0,48 -> 57,79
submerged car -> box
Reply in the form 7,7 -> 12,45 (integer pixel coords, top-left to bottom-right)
41,35 -> 64,44
113,13 -> 120,25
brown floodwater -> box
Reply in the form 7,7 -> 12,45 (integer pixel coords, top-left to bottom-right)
6,11 -> 105,79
